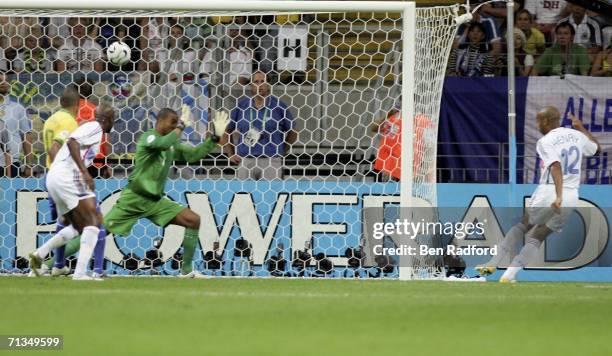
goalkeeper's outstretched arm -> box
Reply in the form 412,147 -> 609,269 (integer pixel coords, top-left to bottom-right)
175,140 -> 217,163
174,110 -> 230,163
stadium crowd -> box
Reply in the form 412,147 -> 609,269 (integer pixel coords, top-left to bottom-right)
447,1 -> 612,77
0,3 -> 610,177
0,3 -> 609,76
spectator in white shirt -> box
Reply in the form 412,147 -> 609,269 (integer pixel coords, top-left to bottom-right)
0,71 -> 33,177
165,24 -> 199,84
524,0 -> 570,40
558,3 -> 602,62
228,28 -> 253,86
200,28 -> 252,86
56,18 -> 104,73
137,17 -> 171,72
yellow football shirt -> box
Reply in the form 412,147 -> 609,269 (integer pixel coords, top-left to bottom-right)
43,109 -> 78,168
525,28 -> 545,56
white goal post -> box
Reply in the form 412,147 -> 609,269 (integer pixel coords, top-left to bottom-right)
0,0 -> 461,279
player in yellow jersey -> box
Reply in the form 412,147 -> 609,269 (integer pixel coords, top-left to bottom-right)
43,90 -> 79,168
33,88 -> 80,277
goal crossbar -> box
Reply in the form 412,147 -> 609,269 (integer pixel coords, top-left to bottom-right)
0,0 -> 415,12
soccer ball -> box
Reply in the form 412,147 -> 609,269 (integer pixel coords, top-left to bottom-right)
106,41 -> 131,66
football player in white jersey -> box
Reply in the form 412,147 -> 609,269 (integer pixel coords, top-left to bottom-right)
477,106 -> 599,282
29,104 -> 115,280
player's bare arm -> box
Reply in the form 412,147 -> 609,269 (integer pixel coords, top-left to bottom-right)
66,138 -> 94,191
47,141 -> 63,164
550,161 -> 563,213
569,113 -> 601,153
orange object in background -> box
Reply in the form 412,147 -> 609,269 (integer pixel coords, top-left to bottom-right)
77,99 -> 108,169
374,112 -> 433,180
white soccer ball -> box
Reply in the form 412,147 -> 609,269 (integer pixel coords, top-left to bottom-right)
106,41 -> 131,66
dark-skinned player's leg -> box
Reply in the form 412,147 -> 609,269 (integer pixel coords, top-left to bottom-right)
63,197 -> 101,279
169,208 -> 201,276
28,198 -> 97,277
43,207 -> 107,276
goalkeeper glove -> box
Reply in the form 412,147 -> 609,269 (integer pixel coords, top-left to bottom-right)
177,104 -> 192,130
211,110 -> 229,143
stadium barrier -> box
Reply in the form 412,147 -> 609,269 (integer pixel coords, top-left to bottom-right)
1,179 -> 610,281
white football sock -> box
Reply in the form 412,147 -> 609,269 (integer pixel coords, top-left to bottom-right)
502,236 -> 542,280
73,226 -> 99,277
35,225 -> 79,259
487,223 -> 528,266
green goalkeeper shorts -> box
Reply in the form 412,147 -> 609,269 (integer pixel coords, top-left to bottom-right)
104,188 -> 185,237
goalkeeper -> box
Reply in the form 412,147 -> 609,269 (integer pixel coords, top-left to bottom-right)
104,106 -> 229,278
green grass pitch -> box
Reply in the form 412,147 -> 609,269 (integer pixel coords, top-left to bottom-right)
1,277 -> 611,356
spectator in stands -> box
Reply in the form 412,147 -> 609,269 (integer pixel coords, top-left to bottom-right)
447,22 -> 496,77
12,35 -> 52,73
44,17 -> 70,50
524,0 -> 569,41
226,27 -> 253,86
0,71 -> 33,177
500,29 -> 535,76
516,9 -> 546,57
532,22 -> 590,76
227,70 -> 297,180
171,16 -> 211,50
166,24 -> 199,84
558,3 -> 603,62
56,18 -> 104,72
108,73 -> 148,154
591,39 -> 612,76
0,17 -> 43,50
454,10 -> 502,58
479,0 -> 525,35
198,38 -> 217,83
138,17 -> 171,73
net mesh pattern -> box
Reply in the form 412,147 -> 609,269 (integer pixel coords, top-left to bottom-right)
0,7 -> 458,278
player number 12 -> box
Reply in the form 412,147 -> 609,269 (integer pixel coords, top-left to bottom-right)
560,145 -> 579,175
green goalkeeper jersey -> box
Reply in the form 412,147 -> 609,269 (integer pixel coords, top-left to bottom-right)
127,129 -> 217,200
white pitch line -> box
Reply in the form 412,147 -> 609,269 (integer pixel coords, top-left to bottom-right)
0,287 -> 355,299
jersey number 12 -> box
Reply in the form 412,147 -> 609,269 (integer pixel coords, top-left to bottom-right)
560,145 -> 580,175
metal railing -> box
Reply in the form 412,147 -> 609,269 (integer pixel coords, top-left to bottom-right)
91,141 -> 611,184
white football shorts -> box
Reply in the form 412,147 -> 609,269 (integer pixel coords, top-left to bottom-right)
528,185 -> 579,232
46,167 -> 96,218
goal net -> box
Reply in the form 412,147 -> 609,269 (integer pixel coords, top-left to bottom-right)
0,1 -> 459,279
